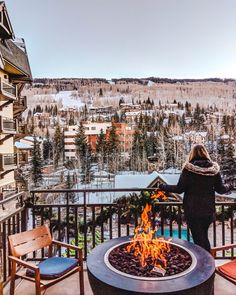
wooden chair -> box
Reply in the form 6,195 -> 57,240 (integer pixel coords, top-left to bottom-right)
8,225 -> 84,295
211,244 -> 236,285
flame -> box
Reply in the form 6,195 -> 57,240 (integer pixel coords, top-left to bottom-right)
127,198 -> 171,269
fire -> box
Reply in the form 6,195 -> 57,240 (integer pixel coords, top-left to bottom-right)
127,196 -> 171,269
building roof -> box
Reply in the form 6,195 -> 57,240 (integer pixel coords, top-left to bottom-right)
0,2 -> 14,39
0,2 -> 32,80
115,171 -> 159,189
15,141 -> 33,150
0,39 -> 32,79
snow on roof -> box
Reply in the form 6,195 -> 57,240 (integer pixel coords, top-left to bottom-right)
173,135 -> 184,141
23,136 -> 42,142
155,172 -> 180,185
197,132 -> 207,137
220,134 -> 230,139
115,171 -> 159,189
15,141 -> 33,149
23,136 -> 34,142
93,170 -> 111,177
125,111 -> 141,116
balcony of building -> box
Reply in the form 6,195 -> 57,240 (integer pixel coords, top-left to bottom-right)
0,189 -> 235,295
0,116 -> 17,134
15,122 -> 28,140
0,153 -> 17,175
0,78 -> 17,101
13,96 -> 27,118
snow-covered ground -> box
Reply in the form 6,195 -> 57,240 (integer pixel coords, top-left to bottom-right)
33,91 -> 85,110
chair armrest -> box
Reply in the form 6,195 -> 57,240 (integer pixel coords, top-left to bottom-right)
210,244 -> 236,257
9,256 -> 39,271
52,240 -> 82,252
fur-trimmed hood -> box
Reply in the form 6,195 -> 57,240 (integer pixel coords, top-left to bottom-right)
184,160 -> 220,176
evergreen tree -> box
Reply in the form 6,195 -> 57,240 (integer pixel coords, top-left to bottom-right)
53,125 -> 63,169
75,123 -> 93,183
164,128 -> 175,169
193,103 -> 201,131
30,117 -> 35,134
66,172 -> 76,203
119,97 -> 125,106
31,136 -> 43,186
112,111 -> 120,123
96,129 -> 106,170
43,128 -> 53,163
130,127 -> 148,172
107,124 -> 119,173
69,114 -> 75,125
222,141 -> 236,185
52,105 -> 58,116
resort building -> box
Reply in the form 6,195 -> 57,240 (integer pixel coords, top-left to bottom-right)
111,123 -> 135,153
64,122 -> 112,159
0,2 -> 32,195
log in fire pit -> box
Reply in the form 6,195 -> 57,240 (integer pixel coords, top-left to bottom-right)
87,236 -> 215,295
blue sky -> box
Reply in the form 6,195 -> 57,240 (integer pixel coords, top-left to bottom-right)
5,0 -> 236,79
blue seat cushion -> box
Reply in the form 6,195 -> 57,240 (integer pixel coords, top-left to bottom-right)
26,257 -> 78,280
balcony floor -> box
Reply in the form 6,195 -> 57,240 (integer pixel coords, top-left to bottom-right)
3,265 -> 236,295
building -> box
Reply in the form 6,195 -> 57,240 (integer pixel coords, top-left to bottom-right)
0,2 -> 32,194
112,123 -> 135,153
64,122 -> 112,159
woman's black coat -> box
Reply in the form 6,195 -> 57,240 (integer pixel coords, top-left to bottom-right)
160,159 -> 231,219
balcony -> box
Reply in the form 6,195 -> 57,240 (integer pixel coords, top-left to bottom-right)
0,153 -> 17,173
0,78 -> 17,101
13,96 -> 27,117
0,116 -> 17,134
0,189 -> 235,295
15,122 -> 28,140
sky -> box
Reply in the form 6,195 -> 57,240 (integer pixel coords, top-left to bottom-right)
4,0 -> 236,79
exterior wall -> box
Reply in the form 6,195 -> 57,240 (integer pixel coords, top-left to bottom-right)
0,170 -> 14,188
113,123 -> 135,153
0,70 -> 15,191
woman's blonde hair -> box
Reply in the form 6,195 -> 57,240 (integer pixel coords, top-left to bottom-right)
188,144 -> 211,162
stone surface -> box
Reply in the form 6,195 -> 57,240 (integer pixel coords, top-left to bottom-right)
3,267 -> 235,295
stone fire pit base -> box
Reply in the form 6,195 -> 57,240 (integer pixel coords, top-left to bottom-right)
87,236 -> 215,295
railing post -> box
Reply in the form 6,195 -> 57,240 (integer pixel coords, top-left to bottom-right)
66,192 -> 69,245
83,191 -> 87,259
0,231 -> 3,295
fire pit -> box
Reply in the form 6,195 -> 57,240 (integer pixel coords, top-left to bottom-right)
87,236 -> 215,295
87,202 -> 215,294
105,239 -> 196,280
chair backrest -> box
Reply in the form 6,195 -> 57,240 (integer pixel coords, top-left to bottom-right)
8,225 -> 52,257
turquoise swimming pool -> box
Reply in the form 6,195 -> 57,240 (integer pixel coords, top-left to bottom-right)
156,228 -> 193,241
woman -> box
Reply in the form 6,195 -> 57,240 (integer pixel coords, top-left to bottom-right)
159,144 -> 232,252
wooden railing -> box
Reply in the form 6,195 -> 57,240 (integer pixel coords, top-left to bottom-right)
0,193 -> 27,284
